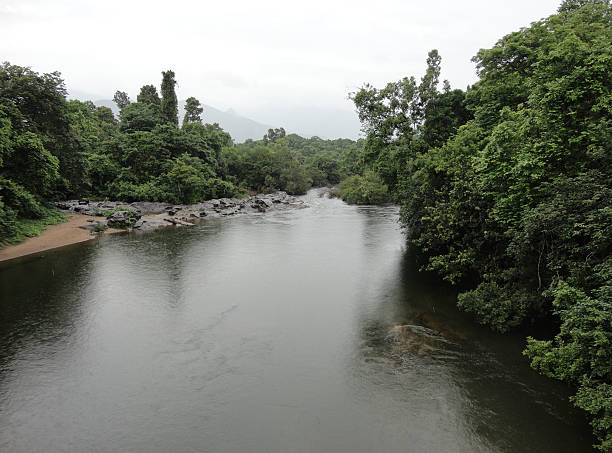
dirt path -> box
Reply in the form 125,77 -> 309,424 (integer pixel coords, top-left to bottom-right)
0,215 -> 122,263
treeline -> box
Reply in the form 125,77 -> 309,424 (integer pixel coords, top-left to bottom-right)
0,65 -> 362,244
351,0 -> 611,449
226,129 -> 363,195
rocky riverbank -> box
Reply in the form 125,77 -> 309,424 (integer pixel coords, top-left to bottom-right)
57,191 -> 307,232
0,192 -> 307,264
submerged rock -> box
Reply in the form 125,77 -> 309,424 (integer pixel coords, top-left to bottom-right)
386,324 -> 442,355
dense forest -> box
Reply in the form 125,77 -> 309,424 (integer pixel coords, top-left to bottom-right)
351,0 -> 611,449
0,66 -> 364,244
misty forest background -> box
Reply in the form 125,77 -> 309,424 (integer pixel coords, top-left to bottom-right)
0,0 -> 610,450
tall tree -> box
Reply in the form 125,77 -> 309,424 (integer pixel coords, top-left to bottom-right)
137,84 -> 160,105
415,49 -> 442,123
183,97 -> 203,124
160,70 -> 178,126
113,91 -> 131,110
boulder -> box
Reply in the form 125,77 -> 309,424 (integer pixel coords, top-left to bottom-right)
79,220 -> 107,232
106,210 -> 141,228
132,218 -> 168,231
56,202 -> 72,210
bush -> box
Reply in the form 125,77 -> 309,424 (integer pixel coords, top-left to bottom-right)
0,178 -> 44,219
206,178 -> 242,199
0,206 -> 66,246
0,200 -> 17,243
339,171 -> 389,205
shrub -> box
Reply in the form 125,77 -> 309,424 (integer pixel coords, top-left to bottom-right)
339,171 -> 389,205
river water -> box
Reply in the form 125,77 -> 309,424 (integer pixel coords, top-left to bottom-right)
0,190 -> 593,452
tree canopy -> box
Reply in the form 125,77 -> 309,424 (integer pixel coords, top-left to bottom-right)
351,1 -> 611,449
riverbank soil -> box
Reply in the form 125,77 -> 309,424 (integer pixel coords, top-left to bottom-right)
0,215 -> 120,263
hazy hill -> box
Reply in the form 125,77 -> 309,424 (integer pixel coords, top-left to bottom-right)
253,106 -> 361,141
91,99 -> 272,143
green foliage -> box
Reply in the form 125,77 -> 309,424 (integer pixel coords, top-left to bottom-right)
339,171 -> 389,205
160,153 -> 214,204
224,142 -> 307,194
351,50 -> 470,193
524,280 -> 611,451
160,70 -> 178,126
0,199 -> 17,241
92,222 -> 106,233
119,102 -> 160,132
0,62 -> 86,199
263,127 -> 285,143
0,62 -> 69,137
113,91 -> 131,110
457,280 -> 534,332
0,178 -> 45,219
4,132 -> 59,195
222,133 -> 365,196
0,206 -> 66,246
183,97 -> 203,124
137,84 -> 160,105
352,1 -> 612,448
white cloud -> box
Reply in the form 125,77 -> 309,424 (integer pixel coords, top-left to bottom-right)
0,0 -> 560,136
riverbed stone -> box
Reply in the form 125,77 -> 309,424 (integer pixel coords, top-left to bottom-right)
57,191 -> 307,232
107,210 -> 141,228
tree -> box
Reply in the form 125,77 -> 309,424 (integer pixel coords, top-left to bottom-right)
119,102 -> 160,132
415,49 -> 442,123
0,62 -> 87,198
183,96 -> 203,124
352,2 -> 612,449
96,106 -> 116,124
263,127 -> 285,143
137,84 -> 160,105
160,70 -> 178,126
0,62 -> 69,137
557,0 -> 607,12
113,91 -> 131,110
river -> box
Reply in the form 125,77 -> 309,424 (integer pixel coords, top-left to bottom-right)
0,190 -> 593,452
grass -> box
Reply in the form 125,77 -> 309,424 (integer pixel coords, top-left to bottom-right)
92,222 -> 106,233
1,208 -> 68,246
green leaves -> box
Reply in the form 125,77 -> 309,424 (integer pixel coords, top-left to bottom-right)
338,171 -> 389,205
160,70 -> 178,126
183,97 -> 203,125
524,280 -> 612,450
352,2 -> 611,448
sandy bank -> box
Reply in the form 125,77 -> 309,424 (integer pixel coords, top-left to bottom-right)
0,192 -> 307,264
0,215 -> 122,263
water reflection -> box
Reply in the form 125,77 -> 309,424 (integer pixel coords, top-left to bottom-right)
0,191 -> 594,452
353,250 -> 592,452
0,244 -> 98,370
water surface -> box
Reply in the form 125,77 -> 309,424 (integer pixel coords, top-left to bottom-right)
0,190 -> 593,452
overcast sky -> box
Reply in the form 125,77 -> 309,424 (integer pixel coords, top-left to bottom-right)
1,0 -> 560,136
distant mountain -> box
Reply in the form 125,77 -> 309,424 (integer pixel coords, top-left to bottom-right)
179,102 -> 273,144
69,90 -> 360,142
90,99 -> 272,143
252,106 -> 362,140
